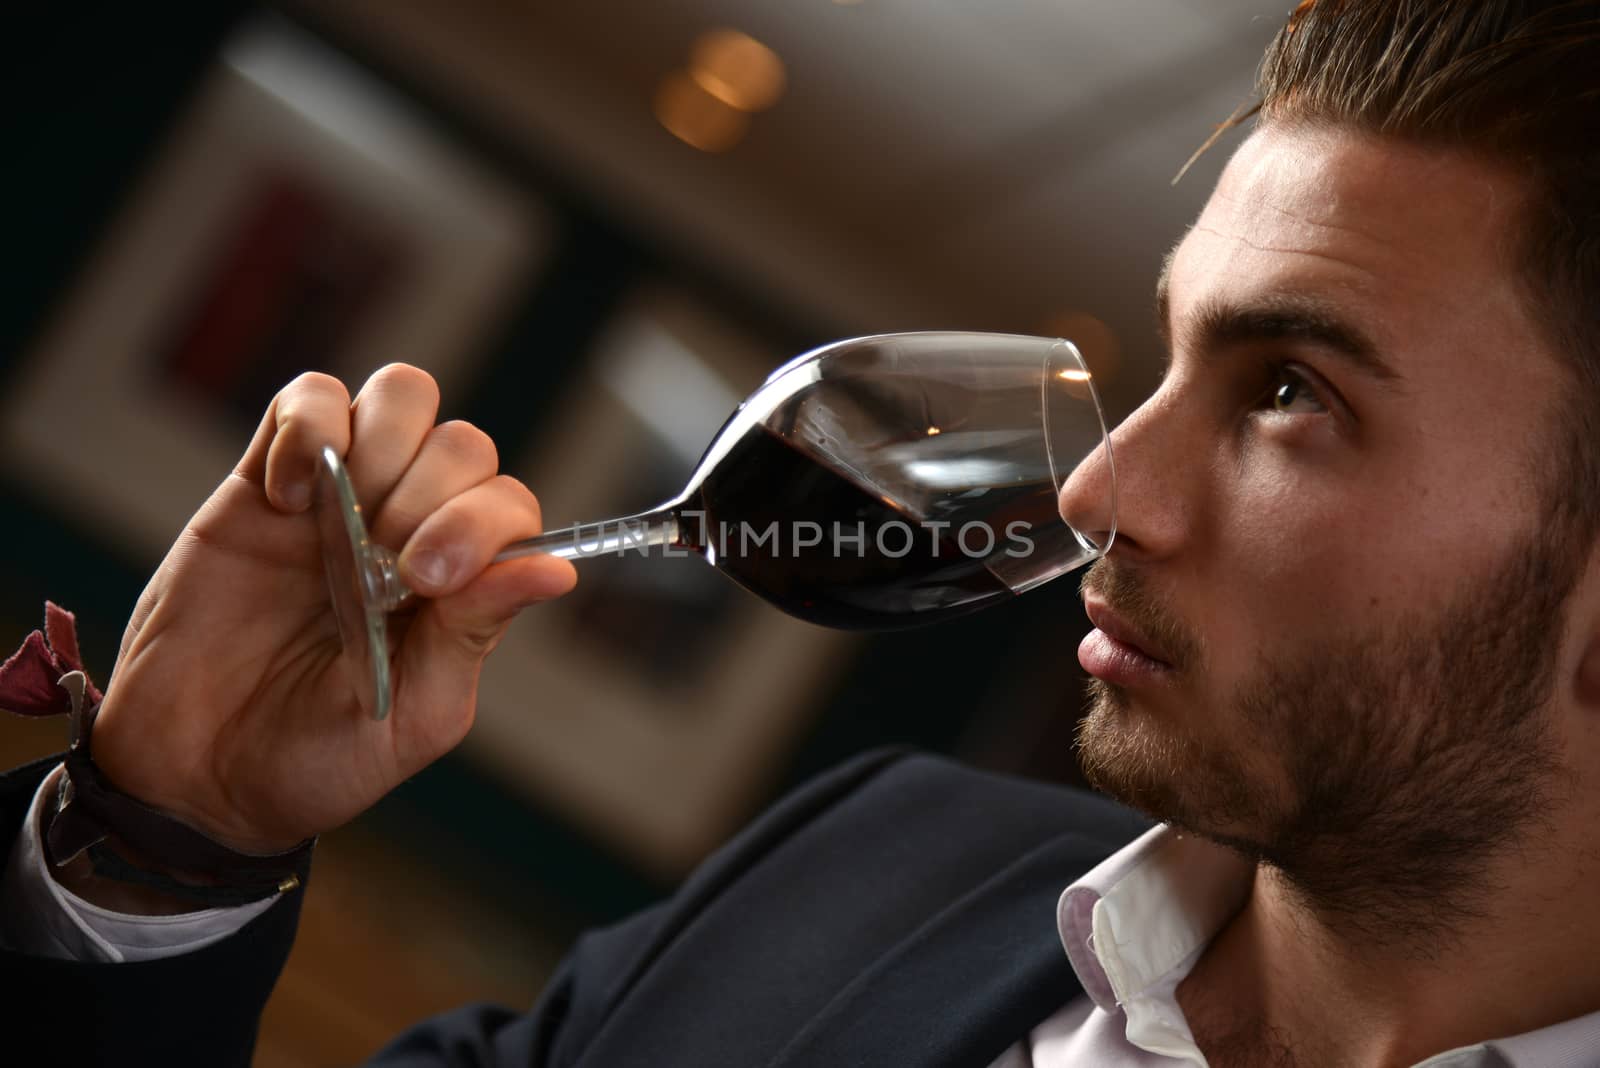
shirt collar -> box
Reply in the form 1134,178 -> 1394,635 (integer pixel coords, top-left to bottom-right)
1054,823 -> 1600,1067
1057,823 -> 1251,1014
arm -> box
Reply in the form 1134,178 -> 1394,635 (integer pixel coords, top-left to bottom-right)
2,734 -> 909,1066
2,365 -> 578,1064
2,762 -> 274,961
0,757 -> 304,1067
361,748 -> 912,1067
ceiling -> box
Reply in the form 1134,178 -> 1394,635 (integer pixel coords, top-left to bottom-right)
300,0 -> 1290,417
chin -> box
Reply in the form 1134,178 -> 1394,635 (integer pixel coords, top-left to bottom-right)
1075,686 -> 1184,811
1075,681 -> 1278,850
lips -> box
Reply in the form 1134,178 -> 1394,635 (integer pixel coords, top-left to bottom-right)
1083,598 -> 1172,667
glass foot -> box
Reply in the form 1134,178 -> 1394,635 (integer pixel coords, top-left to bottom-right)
314,445 -> 407,721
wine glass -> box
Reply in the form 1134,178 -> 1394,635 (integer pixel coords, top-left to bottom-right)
316,331 -> 1116,720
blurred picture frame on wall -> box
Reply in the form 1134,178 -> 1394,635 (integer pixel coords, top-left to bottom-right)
468,286 -> 855,879
0,13 -> 553,567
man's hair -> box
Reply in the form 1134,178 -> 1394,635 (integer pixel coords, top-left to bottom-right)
1207,1 -> 1600,541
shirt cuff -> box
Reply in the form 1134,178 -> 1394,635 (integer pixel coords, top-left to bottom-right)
0,763 -> 275,962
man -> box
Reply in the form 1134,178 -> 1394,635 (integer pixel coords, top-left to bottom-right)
4,1 -> 1600,1064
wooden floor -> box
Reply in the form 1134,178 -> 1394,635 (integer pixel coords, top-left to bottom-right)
2,711 -> 568,1066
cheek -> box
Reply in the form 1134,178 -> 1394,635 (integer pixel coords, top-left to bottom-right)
1200,462 -> 1394,663
1205,449 -> 1522,660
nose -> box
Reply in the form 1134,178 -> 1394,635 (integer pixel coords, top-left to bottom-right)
1057,436 -> 1116,554
1058,389 -> 1193,563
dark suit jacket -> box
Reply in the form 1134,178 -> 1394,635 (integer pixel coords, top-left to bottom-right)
1,748 -> 1151,1067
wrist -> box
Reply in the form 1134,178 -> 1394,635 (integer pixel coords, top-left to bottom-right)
93,686 -> 315,856
1,608 -> 314,908
50,833 -> 216,916
90,712 -> 297,856
29,767 -> 209,915
47,683 -> 314,906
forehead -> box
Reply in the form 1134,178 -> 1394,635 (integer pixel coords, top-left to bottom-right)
1165,123 -> 1540,375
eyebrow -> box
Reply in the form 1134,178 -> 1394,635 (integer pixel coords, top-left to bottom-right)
1155,254 -> 1400,383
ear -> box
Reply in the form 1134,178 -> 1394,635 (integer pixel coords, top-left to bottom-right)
1568,548 -> 1600,710
1579,638 -> 1600,708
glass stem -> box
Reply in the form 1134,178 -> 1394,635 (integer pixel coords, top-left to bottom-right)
490,502 -> 690,563
370,502 -> 695,612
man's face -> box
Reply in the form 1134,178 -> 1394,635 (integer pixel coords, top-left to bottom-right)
1063,123 -> 1586,916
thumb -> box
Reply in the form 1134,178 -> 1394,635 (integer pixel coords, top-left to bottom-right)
389,555 -> 577,764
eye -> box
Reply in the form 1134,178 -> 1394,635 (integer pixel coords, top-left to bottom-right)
1264,364 -> 1327,415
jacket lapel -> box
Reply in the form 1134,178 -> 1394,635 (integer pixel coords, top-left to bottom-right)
766,832 -> 1115,1068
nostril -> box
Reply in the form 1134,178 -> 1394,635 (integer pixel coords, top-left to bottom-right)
1057,445 -> 1113,531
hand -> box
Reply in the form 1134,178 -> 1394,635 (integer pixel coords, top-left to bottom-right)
89,365 -> 577,854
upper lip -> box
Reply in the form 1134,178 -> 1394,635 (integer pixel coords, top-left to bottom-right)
1083,597 -> 1173,667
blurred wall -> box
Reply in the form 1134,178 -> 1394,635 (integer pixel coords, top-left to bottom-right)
0,2 -> 1277,1061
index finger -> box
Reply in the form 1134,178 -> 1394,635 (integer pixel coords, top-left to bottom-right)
236,372 -> 354,512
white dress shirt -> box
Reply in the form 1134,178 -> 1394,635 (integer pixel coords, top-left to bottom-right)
0,766 -> 277,962
6,769 -> 1600,1065
1003,824 -> 1600,1067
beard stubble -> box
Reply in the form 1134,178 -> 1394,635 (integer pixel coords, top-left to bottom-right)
1074,530 -> 1577,948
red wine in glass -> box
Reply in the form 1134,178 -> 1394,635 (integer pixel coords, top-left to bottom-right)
317,331 -> 1115,719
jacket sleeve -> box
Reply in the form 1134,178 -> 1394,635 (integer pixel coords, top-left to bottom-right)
0,746 -> 911,1068
364,748 -> 914,1067
0,753 -> 306,1068
361,904 -> 669,1067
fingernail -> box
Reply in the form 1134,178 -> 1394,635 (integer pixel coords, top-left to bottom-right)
407,549 -> 455,591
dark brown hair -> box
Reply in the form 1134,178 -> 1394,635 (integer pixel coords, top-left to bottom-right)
1200,1 -> 1600,537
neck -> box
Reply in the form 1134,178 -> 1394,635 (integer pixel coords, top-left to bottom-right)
1177,815 -> 1600,1068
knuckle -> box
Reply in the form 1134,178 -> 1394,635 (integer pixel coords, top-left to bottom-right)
280,372 -> 349,414
430,420 -> 498,473
375,495 -> 428,542
490,474 -> 542,529
487,472 -> 525,494
452,619 -> 508,663
369,363 -> 439,405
